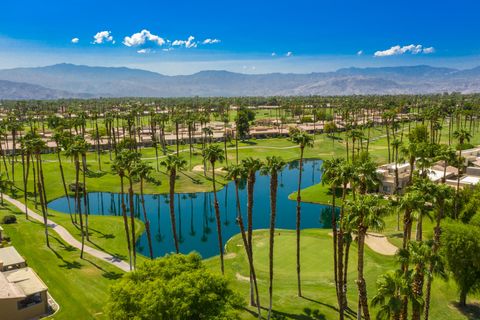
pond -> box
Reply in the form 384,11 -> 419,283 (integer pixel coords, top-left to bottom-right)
48,159 -> 335,259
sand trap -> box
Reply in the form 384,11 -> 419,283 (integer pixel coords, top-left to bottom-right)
363,233 -> 398,256
192,165 -> 225,173
329,232 -> 398,256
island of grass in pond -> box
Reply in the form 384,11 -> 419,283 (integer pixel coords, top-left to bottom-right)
48,159 -> 337,258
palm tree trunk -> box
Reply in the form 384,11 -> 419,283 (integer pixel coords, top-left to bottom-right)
234,180 -> 261,319
57,148 -> 73,223
357,228 -> 371,320
120,175 -> 132,270
331,186 -> 340,305
75,155 -> 85,258
36,154 -> 49,248
169,169 -> 180,253
268,170 -> 278,320
128,177 -> 137,267
296,147 -> 304,297
23,153 -> 30,220
82,154 -> 90,241
247,172 -> 256,306
140,178 -> 154,259
211,161 -> 224,274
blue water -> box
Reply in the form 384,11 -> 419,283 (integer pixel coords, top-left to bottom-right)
48,159 -> 335,258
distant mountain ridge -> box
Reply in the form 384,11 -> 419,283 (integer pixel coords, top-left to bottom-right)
0,63 -> 480,99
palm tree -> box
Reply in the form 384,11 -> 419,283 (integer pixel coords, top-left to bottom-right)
161,154 -> 187,253
111,150 -> 133,270
203,144 -> 226,274
65,136 -> 90,257
225,164 -> 261,318
132,160 -> 154,259
372,270 -> 412,320
241,157 -> 263,306
52,131 -> 74,223
423,184 -> 452,320
453,129 -> 472,217
322,158 -> 344,308
260,156 -> 286,319
346,195 -> 387,320
290,130 -> 314,297
30,134 -> 49,247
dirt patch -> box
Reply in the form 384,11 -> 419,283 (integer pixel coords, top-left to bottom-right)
224,253 -> 237,259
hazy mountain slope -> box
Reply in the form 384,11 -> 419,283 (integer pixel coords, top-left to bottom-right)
0,63 -> 479,98
0,80 -> 92,100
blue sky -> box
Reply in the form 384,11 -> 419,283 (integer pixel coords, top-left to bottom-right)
0,0 -> 479,74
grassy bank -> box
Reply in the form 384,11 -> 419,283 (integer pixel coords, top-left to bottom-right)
0,203 -> 125,319
204,229 -> 475,320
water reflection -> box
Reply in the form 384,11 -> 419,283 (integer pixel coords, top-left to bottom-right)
48,159 -> 337,258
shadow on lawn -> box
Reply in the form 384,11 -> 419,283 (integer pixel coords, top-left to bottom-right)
83,257 -> 123,280
48,235 -> 82,270
242,296 -> 355,320
453,302 -> 480,320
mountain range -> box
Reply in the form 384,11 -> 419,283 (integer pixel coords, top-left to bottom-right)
0,63 -> 479,99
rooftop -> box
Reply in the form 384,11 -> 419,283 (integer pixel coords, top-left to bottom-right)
0,247 -> 26,267
0,268 -> 48,299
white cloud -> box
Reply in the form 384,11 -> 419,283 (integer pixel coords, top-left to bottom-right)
202,38 -> 221,44
423,47 -> 435,54
172,36 -> 197,48
357,50 -> 363,55
137,49 -> 153,54
374,44 -> 435,57
286,51 -> 293,57
123,29 -> 165,47
271,52 -> 277,56
71,38 -> 79,44
92,31 -> 113,44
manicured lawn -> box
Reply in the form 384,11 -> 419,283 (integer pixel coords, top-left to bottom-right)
0,203 -> 125,320
205,229 -> 475,320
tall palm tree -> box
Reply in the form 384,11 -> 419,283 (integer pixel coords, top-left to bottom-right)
225,164 -> 261,318
290,130 -> 314,297
203,144 -> 226,274
161,154 -> 187,253
30,134 -> 49,247
453,129 -> 472,217
346,195 -> 387,320
260,156 -> 286,319
241,157 -> 263,306
52,131 -> 74,223
65,136 -> 90,257
321,158 -> 344,308
423,184 -> 452,320
132,160 -> 154,259
111,150 -> 132,270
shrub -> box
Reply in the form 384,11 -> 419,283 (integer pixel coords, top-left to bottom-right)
2,215 -> 17,224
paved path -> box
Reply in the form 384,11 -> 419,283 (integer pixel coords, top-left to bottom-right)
2,194 -> 131,272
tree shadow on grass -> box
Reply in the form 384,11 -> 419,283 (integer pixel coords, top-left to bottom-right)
452,302 -> 480,320
48,236 -> 83,270
83,257 -> 123,280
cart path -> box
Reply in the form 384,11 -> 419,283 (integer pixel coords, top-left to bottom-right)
2,194 -> 131,272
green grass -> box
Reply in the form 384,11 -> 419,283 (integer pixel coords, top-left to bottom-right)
205,229 -> 476,320
0,203 -> 125,320
47,209 -> 147,265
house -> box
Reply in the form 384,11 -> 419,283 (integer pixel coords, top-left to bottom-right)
0,247 -> 27,271
376,162 -> 411,194
0,267 -> 49,320
0,247 -> 50,320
